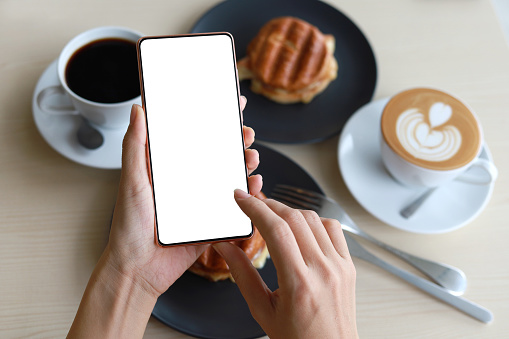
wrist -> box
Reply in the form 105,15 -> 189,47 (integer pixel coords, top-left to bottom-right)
68,246 -> 158,339
100,244 -> 160,306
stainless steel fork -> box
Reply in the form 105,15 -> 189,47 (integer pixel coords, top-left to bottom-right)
271,184 -> 467,296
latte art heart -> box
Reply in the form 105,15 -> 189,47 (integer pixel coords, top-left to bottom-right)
415,123 -> 443,147
396,104 -> 461,162
429,102 -> 452,128
382,88 -> 482,171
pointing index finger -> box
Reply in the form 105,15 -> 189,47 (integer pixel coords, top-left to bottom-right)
233,189 -> 306,276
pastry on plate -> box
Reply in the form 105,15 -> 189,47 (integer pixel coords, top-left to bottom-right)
188,192 -> 269,282
237,16 -> 338,104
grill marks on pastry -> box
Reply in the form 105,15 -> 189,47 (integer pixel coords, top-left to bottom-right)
249,17 -> 328,91
292,27 -> 326,90
267,21 -> 298,88
237,16 -> 337,104
289,27 -> 314,86
252,18 -> 290,85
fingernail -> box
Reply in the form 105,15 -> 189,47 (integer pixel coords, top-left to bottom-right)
241,95 -> 247,104
234,188 -> 251,199
130,104 -> 138,125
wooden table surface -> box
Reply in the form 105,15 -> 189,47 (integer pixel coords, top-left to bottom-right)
1,0 -> 508,337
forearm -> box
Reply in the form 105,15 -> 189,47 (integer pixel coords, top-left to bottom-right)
68,246 -> 157,339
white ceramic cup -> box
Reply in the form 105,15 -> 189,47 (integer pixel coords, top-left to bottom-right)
36,26 -> 143,129
380,89 -> 498,188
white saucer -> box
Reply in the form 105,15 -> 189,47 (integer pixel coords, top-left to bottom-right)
32,60 -> 125,169
338,98 -> 495,234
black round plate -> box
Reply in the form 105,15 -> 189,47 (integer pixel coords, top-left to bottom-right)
152,143 -> 323,338
190,0 -> 377,144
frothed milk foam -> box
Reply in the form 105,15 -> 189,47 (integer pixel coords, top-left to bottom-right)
381,88 -> 481,171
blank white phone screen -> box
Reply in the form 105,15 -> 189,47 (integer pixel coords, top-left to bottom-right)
139,34 -> 252,245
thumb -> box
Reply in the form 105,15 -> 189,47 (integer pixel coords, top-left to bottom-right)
120,104 -> 150,192
213,242 -> 273,322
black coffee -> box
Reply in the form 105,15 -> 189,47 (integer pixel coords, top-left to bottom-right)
65,38 -> 140,103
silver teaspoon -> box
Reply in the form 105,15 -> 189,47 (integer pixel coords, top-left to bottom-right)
77,118 -> 104,150
400,187 -> 437,219
345,233 -> 492,323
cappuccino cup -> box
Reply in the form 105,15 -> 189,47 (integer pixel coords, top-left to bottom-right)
36,26 -> 143,129
380,88 -> 497,188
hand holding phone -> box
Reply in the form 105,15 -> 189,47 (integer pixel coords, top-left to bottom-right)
137,33 -> 252,246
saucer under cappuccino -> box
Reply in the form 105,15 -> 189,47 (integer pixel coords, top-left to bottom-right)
381,88 -> 481,171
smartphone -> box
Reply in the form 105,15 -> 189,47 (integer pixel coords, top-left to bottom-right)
137,33 -> 252,247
